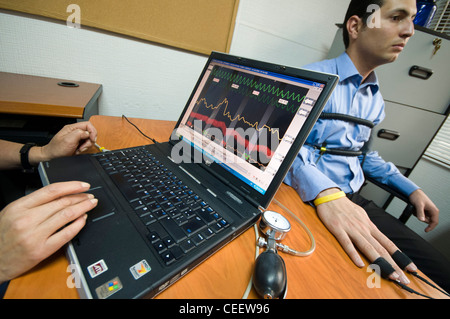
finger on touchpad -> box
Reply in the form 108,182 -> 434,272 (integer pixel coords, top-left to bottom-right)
86,187 -> 116,223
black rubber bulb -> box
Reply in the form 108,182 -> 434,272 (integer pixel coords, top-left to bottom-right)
252,250 -> 287,299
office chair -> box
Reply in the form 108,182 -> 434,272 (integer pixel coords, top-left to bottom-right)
364,176 -> 415,224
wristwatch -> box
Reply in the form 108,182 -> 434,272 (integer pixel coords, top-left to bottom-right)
20,142 -> 36,173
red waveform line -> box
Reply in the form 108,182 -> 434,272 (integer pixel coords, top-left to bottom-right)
195,98 -> 282,141
188,112 -> 274,158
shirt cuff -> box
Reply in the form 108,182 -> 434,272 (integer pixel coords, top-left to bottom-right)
386,173 -> 420,197
284,160 -> 339,203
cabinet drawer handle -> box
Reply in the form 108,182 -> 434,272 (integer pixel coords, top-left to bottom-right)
409,65 -> 433,80
377,129 -> 400,141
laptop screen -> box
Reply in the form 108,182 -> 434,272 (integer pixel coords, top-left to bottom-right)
172,52 -> 337,207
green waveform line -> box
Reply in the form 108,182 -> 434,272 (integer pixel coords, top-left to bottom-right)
211,67 -> 307,104
212,78 -> 301,114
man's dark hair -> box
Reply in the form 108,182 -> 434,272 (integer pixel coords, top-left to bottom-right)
342,0 -> 385,48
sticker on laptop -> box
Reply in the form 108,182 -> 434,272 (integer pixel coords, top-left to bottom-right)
130,259 -> 151,279
95,277 -> 123,299
87,259 -> 108,278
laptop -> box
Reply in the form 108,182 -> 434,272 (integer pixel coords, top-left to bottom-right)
38,52 -> 338,299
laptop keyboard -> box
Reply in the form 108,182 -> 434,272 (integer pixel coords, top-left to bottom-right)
95,147 -> 230,266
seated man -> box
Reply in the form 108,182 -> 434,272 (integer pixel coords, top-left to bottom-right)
0,122 -> 99,293
285,0 -> 450,292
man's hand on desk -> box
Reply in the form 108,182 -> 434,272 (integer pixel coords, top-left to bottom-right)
315,188 -> 416,286
0,181 -> 97,284
409,189 -> 439,233
29,121 -> 98,165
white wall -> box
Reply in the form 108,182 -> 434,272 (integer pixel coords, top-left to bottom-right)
230,0 -> 350,67
0,0 -> 350,120
0,9 -> 207,121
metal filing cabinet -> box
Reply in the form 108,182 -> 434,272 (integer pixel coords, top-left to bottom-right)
326,25 -> 449,208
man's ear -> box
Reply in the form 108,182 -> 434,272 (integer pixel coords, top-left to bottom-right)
346,15 -> 362,43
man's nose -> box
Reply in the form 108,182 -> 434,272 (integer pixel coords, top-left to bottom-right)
401,19 -> 415,38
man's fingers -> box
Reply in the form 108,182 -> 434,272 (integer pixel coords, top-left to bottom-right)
316,199 -> 412,285
333,229 -> 365,268
392,250 -> 417,272
356,231 -> 411,284
371,225 -> 418,273
330,214 -> 411,285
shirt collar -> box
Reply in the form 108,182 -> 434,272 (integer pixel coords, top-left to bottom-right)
336,52 -> 380,94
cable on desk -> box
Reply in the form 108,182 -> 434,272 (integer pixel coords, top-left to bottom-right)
272,198 -> 316,256
242,224 -> 260,299
408,271 -> 450,297
392,249 -> 450,297
121,114 -> 159,144
390,280 -> 434,299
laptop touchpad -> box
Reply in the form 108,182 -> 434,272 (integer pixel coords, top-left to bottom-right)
86,187 -> 116,223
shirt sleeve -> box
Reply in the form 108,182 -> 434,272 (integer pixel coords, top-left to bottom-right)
361,150 -> 419,196
284,146 -> 340,202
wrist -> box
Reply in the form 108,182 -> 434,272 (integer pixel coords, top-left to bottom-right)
19,143 -> 37,172
28,146 -> 48,166
314,188 -> 346,206
316,188 -> 342,198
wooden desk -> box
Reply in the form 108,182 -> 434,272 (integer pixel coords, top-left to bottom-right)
4,115 -> 448,299
0,71 -> 102,145
0,72 -> 102,119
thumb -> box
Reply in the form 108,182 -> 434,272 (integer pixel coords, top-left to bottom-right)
414,203 -> 426,222
75,130 -> 94,153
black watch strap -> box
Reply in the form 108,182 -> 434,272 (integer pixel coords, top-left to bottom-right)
20,143 -> 36,172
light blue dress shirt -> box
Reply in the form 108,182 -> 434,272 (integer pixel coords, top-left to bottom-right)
284,53 -> 419,202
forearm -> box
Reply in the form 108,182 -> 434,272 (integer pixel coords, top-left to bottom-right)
0,140 -> 23,170
285,155 -> 339,202
362,151 -> 419,196
0,140 -> 48,170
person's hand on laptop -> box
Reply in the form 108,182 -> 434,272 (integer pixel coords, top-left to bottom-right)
29,121 -> 98,165
0,121 -> 99,284
0,181 -> 97,283
0,121 -> 98,170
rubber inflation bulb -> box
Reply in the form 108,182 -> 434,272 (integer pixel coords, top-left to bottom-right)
252,250 -> 287,299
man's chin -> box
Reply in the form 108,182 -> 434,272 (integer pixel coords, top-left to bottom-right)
379,54 -> 400,66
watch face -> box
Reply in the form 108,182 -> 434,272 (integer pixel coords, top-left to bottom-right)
263,211 -> 290,232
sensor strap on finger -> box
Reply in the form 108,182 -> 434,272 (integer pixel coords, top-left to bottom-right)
392,250 -> 413,270
372,256 -> 436,299
371,257 -> 395,279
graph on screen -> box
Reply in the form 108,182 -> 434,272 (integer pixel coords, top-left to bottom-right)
185,65 -> 310,169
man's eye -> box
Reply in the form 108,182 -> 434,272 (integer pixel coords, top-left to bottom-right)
391,14 -> 408,22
